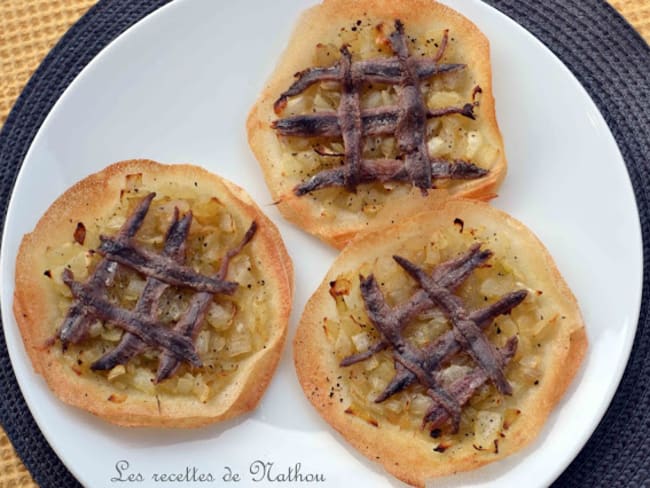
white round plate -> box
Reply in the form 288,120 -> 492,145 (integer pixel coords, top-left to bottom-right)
0,0 -> 642,487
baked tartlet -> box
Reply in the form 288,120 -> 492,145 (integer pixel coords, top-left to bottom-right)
14,160 -> 293,427
294,198 -> 586,486
248,0 -> 506,248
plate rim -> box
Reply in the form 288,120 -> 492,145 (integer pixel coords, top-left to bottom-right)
0,0 -> 645,486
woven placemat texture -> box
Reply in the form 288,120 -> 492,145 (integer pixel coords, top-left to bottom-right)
611,0 -> 650,36
0,1 -> 648,487
0,0 -> 96,126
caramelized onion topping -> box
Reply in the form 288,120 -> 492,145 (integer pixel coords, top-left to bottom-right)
341,244 -> 526,433
272,20 -> 486,195
57,192 -> 257,380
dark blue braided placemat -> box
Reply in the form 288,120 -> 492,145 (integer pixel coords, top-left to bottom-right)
0,0 -> 647,486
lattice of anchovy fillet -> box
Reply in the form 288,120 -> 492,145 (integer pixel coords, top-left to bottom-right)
272,20 -> 487,196
341,244 -> 527,433
57,192 -> 256,383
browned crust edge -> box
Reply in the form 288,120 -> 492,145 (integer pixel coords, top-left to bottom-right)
13,159 -> 294,428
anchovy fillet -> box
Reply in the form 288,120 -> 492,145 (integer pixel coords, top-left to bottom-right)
374,290 -> 526,402
155,221 -> 257,382
360,274 -> 463,431
394,255 -> 513,395
56,190 -> 258,378
295,158 -> 486,196
58,193 -> 156,345
91,209 -> 192,371
98,236 -> 238,294
425,337 -> 518,428
272,20 -> 486,195
272,103 -> 476,138
273,60 -> 464,114
341,244 -> 493,367
62,269 -> 201,366
340,243 -> 524,433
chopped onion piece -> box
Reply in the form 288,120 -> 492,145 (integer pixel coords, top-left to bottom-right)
474,411 -> 503,446
206,302 -> 235,331
132,369 -> 155,394
410,393 -> 432,417
108,365 -> 126,381
438,364 -> 472,387
124,278 -> 145,301
351,332 -> 371,352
